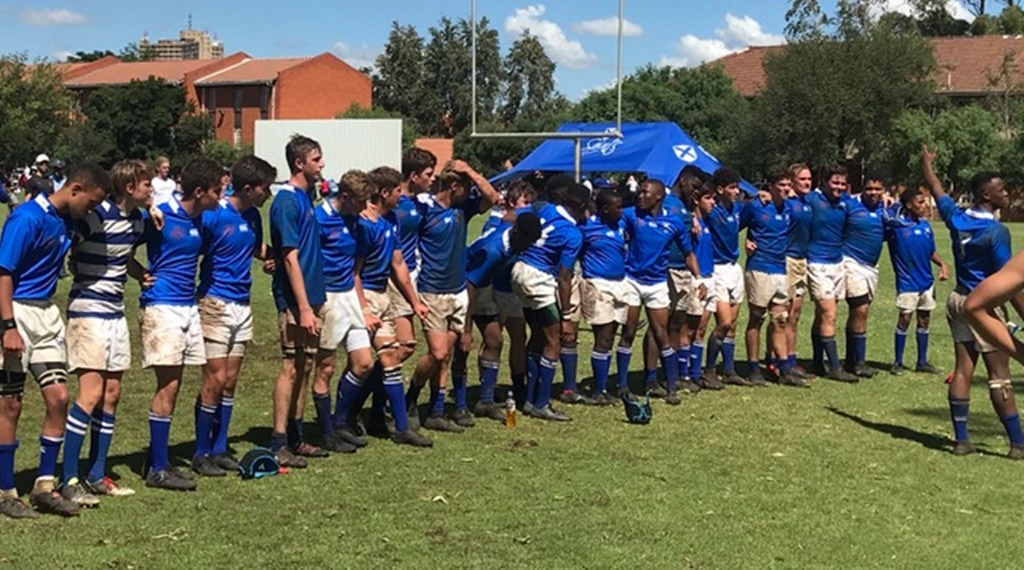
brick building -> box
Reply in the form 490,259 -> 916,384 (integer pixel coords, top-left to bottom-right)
60,52 -> 371,146
707,35 -> 1024,100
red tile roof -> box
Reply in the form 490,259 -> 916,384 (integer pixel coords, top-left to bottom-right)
706,36 -> 1024,97
195,57 -> 309,85
64,59 -> 223,87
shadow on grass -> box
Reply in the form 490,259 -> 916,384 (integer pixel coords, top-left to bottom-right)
904,407 -> 1013,437
826,406 -> 954,453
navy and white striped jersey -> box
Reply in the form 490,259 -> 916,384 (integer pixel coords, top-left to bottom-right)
67,198 -> 144,319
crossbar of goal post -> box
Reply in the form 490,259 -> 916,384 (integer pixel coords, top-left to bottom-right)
469,0 -> 626,182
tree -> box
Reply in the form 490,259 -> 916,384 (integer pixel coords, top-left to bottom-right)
908,0 -> 972,36
0,55 -> 75,167
118,42 -> 156,62
747,2 -> 936,172
963,0 -> 988,16
371,23 -> 434,135
81,78 -> 192,165
501,32 -> 558,123
65,50 -> 115,63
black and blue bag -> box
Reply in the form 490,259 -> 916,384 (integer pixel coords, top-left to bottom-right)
621,392 -> 653,425
238,447 -> 280,479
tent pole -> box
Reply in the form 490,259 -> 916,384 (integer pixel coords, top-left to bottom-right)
574,138 -> 582,183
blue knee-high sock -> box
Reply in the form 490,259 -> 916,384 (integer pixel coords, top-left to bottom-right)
645,368 -> 658,387
845,328 -> 857,367
452,372 -> 468,411
383,367 -> 409,432
479,358 -> 500,405
591,351 -> 611,394
148,412 -> 172,472
778,354 -> 793,374
823,336 -> 841,370
536,357 -> 558,409
429,385 -> 446,416
894,327 -> 908,366
1001,414 -> 1024,446
811,327 -> 823,369
351,365 -> 382,425
194,400 -> 217,459
616,346 -> 632,390
87,411 -> 115,483
527,352 -> 541,405
705,336 -> 721,372
369,372 -> 387,422
854,332 -> 867,364
212,398 -> 233,457
511,373 -> 526,407
405,381 -> 424,411
561,346 -> 579,392
787,353 -> 797,371
333,371 -> 365,428
660,348 -> 678,391
0,441 -> 16,492
916,328 -> 930,367
949,399 -> 969,442
722,338 -> 736,374
286,418 -> 303,447
38,435 -> 62,481
689,342 -> 704,380
312,392 -> 334,437
62,403 -> 90,481
677,345 -> 691,380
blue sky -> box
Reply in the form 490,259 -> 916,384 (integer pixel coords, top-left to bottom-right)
0,1 -> 973,99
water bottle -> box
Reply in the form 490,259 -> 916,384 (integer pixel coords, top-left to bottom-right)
505,391 -> 516,428
1009,322 -> 1021,336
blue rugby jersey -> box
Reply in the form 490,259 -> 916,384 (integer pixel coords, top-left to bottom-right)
623,205 -> 692,286
936,195 -> 1011,291
415,194 -> 482,295
785,195 -> 813,259
465,222 -> 514,288
0,194 -> 72,301
664,194 -> 693,271
706,200 -> 742,265
356,212 -> 398,293
198,199 -> 262,304
482,206 -> 504,234
270,185 -> 326,311
740,198 -> 789,274
139,198 -> 203,307
805,190 -> 849,264
392,193 -> 421,274
580,214 -> 627,281
841,196 -> 885,266
67,199 -> 144,318
693,215 -> 714,278
315,200 -> 361,294
516,202 -> 583,277
886,216 -> 936,294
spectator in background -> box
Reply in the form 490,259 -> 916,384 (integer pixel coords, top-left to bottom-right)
25,155 -> 55,199
51,161 -> 67,192
151,157 -> 177,205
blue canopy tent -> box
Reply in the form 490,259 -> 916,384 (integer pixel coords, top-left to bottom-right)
490,121 -> 757,196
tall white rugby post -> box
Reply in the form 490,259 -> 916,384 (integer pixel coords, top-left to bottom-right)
469,0 -> 626,182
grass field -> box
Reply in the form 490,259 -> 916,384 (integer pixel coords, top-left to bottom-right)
4,211 -> 1024,569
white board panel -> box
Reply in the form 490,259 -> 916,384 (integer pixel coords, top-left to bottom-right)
254,119 -> 402,183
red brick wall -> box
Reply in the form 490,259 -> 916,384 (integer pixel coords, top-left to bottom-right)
274,53 -> 371,120
201,84 -> 265,144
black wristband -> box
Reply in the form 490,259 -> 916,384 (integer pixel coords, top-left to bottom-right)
2,318 -> 16,331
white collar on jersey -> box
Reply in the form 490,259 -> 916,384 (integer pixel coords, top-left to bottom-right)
965,207 -> 995,220
555,204 -> 575,222
167,195 -> 183,214
321,199 -> 338,216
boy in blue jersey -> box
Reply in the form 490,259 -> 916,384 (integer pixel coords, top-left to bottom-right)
617,180 -> 700,406
338,166 -> 432,448
190,156 -> 276,477
60,161 -> 152,506
463,211 -> 543,416
137,158 -> 222,491
311,170 -> 375,454
579,189 -> 630,405
269,135 -> 328,469
887,187 -> 948,375
782,164 -> 814,378
702,168 -> 746,388
457,181 -> 538,417
841,176 -> 887,378
680,187 -> 719,385
389,148 -> 437,373
741,167 -> 801,387
0,164 -> 110,519
512,183 -> 590,421
805,166 -> 859,383
665,167 -> 706,395
406,160 -> 502,432
921,147 -> 1024,458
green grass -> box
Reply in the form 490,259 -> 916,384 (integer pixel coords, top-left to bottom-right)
4,212 -> 1024,568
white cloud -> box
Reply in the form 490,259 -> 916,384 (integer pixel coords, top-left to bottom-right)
55,50 -> 72,61
660,13 -> 783,68
505,5 -> 597,69
574,16 -> 643,37
874,0 -> 975,22
333,41 -> 377,70
19,8 -> 87,26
